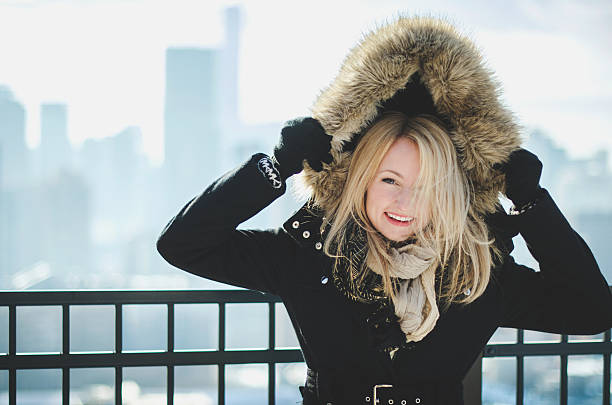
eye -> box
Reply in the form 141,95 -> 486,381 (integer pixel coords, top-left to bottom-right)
382,177 -> 396,185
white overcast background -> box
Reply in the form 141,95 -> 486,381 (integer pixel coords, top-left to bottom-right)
0,0 -> 610,166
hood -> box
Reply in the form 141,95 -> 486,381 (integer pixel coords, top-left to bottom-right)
299,16 -> 522,218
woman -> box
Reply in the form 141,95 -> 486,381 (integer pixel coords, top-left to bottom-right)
157,17 -> 612,405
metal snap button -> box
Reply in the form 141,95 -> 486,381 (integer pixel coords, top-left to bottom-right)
292,221 -> 299,229
315,242 -> 322,250
302,230 -> 310,238
415,398 -> 421,404
321,276 -> 329,284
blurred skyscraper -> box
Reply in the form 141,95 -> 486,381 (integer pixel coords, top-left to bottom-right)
220,6 -> 241,127
37,171 -> 91,281
0,86 -> 30,282
0,85 -> 28,189
0,169 -> 91,287
163,47 -> 221,208
76,126 -> 149,242
216,7 -> 304,228
40,103 -> 72,178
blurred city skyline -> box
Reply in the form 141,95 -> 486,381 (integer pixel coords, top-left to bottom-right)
1,3 -> 612,291
0,5 -> 303,291
0,0 -> 611,166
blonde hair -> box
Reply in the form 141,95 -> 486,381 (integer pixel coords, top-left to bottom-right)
322,112 -> 497,311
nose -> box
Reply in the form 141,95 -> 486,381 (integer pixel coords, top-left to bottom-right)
395,186 -> 413,211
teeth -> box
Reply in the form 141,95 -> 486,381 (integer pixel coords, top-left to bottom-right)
387,213 -> 414,222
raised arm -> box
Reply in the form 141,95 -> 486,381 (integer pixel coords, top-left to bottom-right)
496,149 -> 612,334
156,118 -> 333,295
157,153 -> 291,294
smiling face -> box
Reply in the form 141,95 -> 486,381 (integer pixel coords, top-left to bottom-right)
365,137 -> 425,242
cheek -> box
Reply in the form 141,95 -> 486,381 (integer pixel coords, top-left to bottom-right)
365,188 -> 381,222
365,185 -> 389,219
365,192 -> 374,222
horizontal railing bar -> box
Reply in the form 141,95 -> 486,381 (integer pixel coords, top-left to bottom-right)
1,287 -> 608,305
4,340 -> 609,369
0,289 -> 282,305
484,341 -> 611,357
0,349 -> 303,369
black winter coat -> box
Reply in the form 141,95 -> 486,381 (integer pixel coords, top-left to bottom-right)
157,153 -> 612,405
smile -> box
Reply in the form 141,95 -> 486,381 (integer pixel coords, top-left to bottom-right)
385,212 -> 415,225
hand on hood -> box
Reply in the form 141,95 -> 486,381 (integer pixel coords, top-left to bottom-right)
273,117 -> 334,180
497,148 -> 543,208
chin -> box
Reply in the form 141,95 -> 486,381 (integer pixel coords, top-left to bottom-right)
381,231 -> 414,243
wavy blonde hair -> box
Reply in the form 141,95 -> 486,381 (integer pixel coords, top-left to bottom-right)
322,112 -> 498,311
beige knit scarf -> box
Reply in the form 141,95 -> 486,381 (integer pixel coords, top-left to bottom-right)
332,224 -> 440,344
372,243 -> 440,343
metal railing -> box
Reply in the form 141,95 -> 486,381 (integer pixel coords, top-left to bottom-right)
1,289 -> 611,405
462,326 -> 612,405
0,290 -> 302,405
482,328 -> 611,405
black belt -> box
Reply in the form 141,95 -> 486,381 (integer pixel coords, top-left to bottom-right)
300,368 -> 439,405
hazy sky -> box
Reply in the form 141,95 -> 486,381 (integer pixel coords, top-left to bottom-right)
0,0 -> 610,166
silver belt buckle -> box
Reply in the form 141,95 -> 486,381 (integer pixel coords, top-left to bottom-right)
373,384 -> 393,403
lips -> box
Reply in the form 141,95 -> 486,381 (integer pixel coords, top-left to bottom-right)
385,212 -> 415,226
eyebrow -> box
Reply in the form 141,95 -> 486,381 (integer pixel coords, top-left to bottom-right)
379,169 -> 404,178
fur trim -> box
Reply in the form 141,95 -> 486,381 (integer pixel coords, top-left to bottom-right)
298,16 -> 522,217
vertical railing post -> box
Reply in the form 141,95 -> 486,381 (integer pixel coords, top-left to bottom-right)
62,304 -> 70,405
603,328 -> 611,405
517,329 -> 524,405
268,302 -> 276,405
115,304 -> 122,405
218,302 -> 225,405
168,303 -> 174,405
9,304 -> 16,405
560,334 -> 568,405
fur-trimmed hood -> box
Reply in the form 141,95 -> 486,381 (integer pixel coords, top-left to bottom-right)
299,16 -> 522,218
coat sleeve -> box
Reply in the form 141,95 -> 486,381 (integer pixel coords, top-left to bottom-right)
156,153 -> 298,296
497,188 -> 612,335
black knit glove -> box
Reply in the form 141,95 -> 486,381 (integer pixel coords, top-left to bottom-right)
498,148 -> 543,207
273,117 -> 333,180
